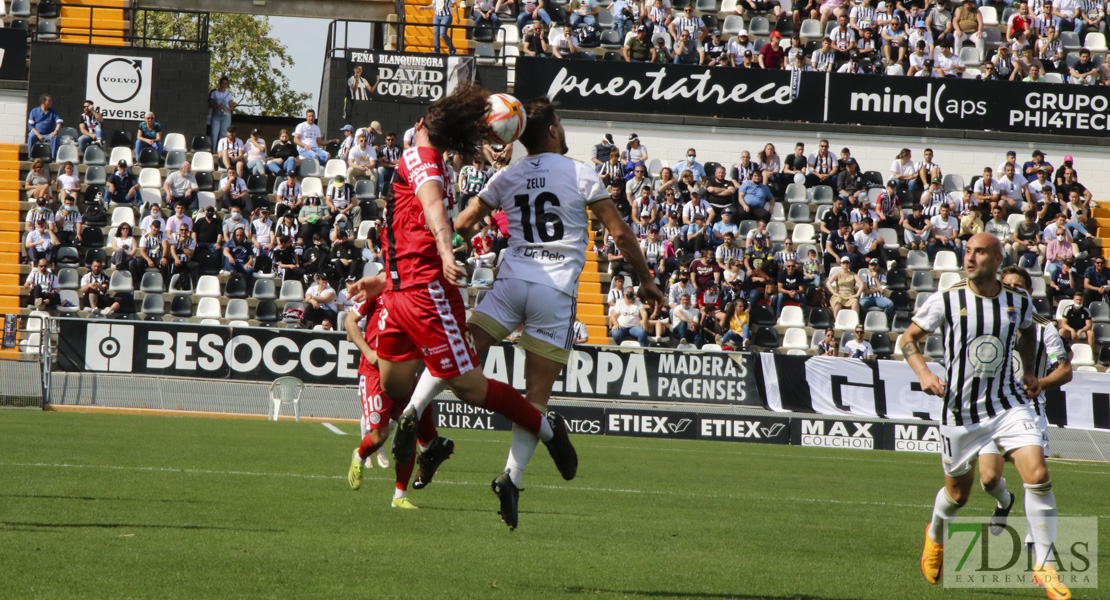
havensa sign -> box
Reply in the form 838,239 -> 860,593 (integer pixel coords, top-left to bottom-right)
515,57 -> 1110,137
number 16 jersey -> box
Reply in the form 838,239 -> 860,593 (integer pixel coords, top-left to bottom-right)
478,153 -> 609,298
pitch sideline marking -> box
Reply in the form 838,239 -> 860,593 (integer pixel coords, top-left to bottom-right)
321,423 -> 347,435
3,461 -> 1108,519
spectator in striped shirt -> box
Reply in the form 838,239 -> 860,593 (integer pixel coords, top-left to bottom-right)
811,37 -> 837,71
54,195 -> 83,247
25,260 -> 61,310
859,258 -> 894,320
715,231 -> 743,269
133,220 -> 170,289
773,237 -> 799,269
421,0 -> 461,54
80,260 -> 116,315
24,219 -> 57,266
669,5 -> 708,42
829,14 -> 857,60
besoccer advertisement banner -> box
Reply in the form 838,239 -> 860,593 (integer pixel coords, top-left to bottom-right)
515,56 -> 1110,137
346,50 -> 475,103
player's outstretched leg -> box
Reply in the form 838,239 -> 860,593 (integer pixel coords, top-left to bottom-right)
542,412 -> 577,481
392,452 -> 419,510
414,406 -> 454,490
391,370 -> 448,463
491,469 -> 520,530
349,430 -> 387,490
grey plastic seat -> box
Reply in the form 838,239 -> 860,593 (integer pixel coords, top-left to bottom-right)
141,294 -> 165,316
140,271 -> 164,293
253,278 -> 278,300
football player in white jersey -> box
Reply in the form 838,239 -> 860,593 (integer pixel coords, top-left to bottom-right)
390,97 -> 663,529
978,266 -> 1072,551
903,233 -> 1070,600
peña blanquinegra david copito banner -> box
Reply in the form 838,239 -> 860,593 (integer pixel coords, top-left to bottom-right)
514,56 -> 1110,137
346,50 -> 475,103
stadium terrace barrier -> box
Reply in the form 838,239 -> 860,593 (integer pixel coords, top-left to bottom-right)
514,56 -> 1110,138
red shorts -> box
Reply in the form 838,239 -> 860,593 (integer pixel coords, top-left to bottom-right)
377,280 -> 479,379
358,370 -> 400,432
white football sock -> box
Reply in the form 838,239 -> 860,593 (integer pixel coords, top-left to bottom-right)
538,415 -> 554,442
929,487 -> 961,544
1025,481 -> 1058,567
505,424 -> 540,488
408,370 -> 447,419
393,486 -> 406,500
982,477 -> 1013,509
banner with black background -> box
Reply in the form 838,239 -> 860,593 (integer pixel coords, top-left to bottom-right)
346,50 -> 476,103
514,57 -> 1110,137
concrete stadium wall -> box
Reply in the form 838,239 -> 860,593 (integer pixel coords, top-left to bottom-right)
561,119 -> 1110,193
27,43 -> 211,143
0,83 -> 28,145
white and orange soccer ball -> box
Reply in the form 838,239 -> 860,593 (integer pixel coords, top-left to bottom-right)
486,93 -> 526,145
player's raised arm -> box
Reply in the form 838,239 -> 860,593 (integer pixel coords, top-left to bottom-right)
455,194 -> 494,238
591,198 -> 664,305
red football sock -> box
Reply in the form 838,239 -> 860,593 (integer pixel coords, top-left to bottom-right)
395,453 -> 416,492
417,403 -> 439,445
482,379 -> 542,434
358,433 -> 381,461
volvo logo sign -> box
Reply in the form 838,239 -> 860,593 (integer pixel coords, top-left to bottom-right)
86,54 -> 152,120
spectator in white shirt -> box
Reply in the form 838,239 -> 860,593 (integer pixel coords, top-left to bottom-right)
139,204 -> 166,235
995,161 -> 1029,214
889,148 -> 920,204
294,109 -> 328,163
927,203 -> 963,260
843,325 -> 874,359
244,129 -> 268,176
346,132 -> 378,188
252,206 -> 275,253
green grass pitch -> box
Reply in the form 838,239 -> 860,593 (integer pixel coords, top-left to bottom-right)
1,411 -> 1106,599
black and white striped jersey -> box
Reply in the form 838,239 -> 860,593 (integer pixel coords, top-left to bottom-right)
912,279 -> 1034,426
1010,314 -> 1069,416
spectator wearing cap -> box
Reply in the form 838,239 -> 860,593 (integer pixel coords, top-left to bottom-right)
326,175 -> 360,231
836,157 -> 866,206
908,18 -> 935,55
135,113 -> 164,159
759,31 -> 785,69
682,187 -> 713,224
843,325 -> 874,359
1048,260 -> 1076,301
626,25 -> 648,62
1023,149 -> 1054,179
728,30 -> 755,65
337,124 -> 357,161
918,176 -> 948,217
773,259 -> 807,318
592,133 -> 616,171
622,133 -> 649,176
737,170 -> 774,223
163,162 -> 200,210
836,52 -> 868,73
219,169 -> 251,212
218,126 -> 247,177
673,28 -> 703,64
27,95 -> 63,158
859,257 -> 894,320
670,4 -> 707,41
824,219 -> 857,273
1026,166 -> 1055,205
682,210 -> 713,254
272,235 -> 305,283
105,159 -> 139,205
701,29 -> 728,66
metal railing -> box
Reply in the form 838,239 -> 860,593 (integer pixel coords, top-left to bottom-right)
323,17 -> 508,62
32,3 -> 210,51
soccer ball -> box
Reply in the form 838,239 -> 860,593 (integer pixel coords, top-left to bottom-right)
486,93 -> 526,145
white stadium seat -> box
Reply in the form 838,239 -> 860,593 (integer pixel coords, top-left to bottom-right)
778,305 -> 806,328
323,159 -> 347,179
109,146 -> 133,167
791,223 -> 815,244
196,297 -> 222,319
933,251 -> 959,271
111,206 -> 136,227
301,177 -> 323,198
138,168 -> 162,189
191,152 -> 215,172
834,309 -> 859,331
195,275 -> 222,297
782,327 -> 809,350
938,272 -> 962,291
164,133 -> 187,152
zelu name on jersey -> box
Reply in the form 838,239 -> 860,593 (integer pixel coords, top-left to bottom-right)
526,177 -> 546,189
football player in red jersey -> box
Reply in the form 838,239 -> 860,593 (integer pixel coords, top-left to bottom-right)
349,85 -> 577,524
345,294 -> 454,509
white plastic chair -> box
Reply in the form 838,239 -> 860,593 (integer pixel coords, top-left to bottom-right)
778,305 -> 806,328
269,376 -> 305,421
791,223 -> 815,244
191,151 -> 215,172
164,133 -> 187,152
111,206 -> 136,227
1054,299 -> 1074,322
938,271 -> 962,291
1071,344 -> 1094,366
138,167 -> 162,189
279,280 -> 305,301
933,250 -> 959,271
198,191 -> 217,211
701,344 -> 724,352
323,159 -> 347,179
196,275 -> 222,297
196,297 -> 222,319
834,308 -> 860,331
301,177 -> 323,198
109,146 -> 133,167
782,327 -> 809,350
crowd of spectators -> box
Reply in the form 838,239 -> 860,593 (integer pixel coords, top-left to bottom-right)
586,130 -> 1107,359
502,0 -> 1110,83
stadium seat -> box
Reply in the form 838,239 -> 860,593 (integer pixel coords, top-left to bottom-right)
1089,301 -> 1110,323
600,30 -> 623,48
29,142 -> 51,163
323,159 -> 347,179
279,280 -> 304,301
885,64 -> 905,76
886,269 -> 908,291
363,262 -> 381,278
167,274 -> 193,295
197,192 -> 217,212
56,268 -> 79,290
165,149 -> 189,170
356,221 -> 376,241
906,250 -> 930,270
766,222 -> 787,242
911,271 -> 936,292
914,294 -> 932,313
85,166 -> 107,186
889,290 -> 911,313
1099,346 -> 1110,367
791,223 -> 815,244
871,333 -> 893,358
833,309 -> 859,331
168,295 -> 193,317
224,274 -> 249,299
1044,73 -> 1065,84
57,290 -> 78,312
225,299 -> 250,320
195,275 -> 222,297
138,168 -> 162,189
354,179 -> 376,201
255,300 -> 279,322
196,297 -> 222,319
937,271 -> 961,291
752,326 -> 779,349
162,133 -> 186,153
139,189 -> 161,209
138,147 -> 161,168
738,220 -> 757,239
301,177 -> 323,199
191,135 -> 213,153
1094,323 -> 1110,345
246,174 -> 268,195
84,248 -> 108,267
110,207 -> 136,227
55,246 -> 79,265
56,144 -> 79,165
750,305 -> 775,327
771,203 -> 786,222
195,172 -> 215,192
806,307 -> 832,329
891,314 -> 913,333
471,267 -> 495,288
252,279 -> 277,300
811,185 -> 834,204
959,47 -> 981,67
942,174 -> 965,193
36,20 -> 59,41
1071,344 -> 1095,367
787,203 -> 810,223
192,152 -> 215,172
228,320 -> 251,328
299,158 -> 321,178
778,305 -> 806,328
1031,277 -> 1047,299
109,146 -> 133,167
924,335 -> 945,359
140,272 -> 164,293
799,18 -> 821,41
782,327 -> 809,350
877,227 -> 900,249
723,15 -> 745,36
141,294 -> 165,317
863,310 -> 888,333
785,183 -> 807,203
83,144 -> 107,166
109,271 -> 133,293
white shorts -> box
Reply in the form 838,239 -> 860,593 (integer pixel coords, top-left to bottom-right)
941,404 -> 1043,477
979,409 -> 1050,457
469,278 -> 575,364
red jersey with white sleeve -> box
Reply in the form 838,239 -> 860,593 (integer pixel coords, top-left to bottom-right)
383,145 -> 457,290
471,232 -> 493,255
356,295 -> 381,376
